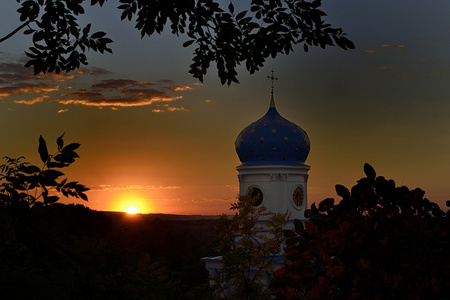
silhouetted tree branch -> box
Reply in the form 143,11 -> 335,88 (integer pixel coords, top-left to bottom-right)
0,19 -> 33,43
3,0 -> 354,85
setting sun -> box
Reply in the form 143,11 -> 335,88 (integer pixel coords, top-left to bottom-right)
125,206 -> 139,214
110,194 -> 155,214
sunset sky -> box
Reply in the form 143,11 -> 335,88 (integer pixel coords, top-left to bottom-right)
1,0 -> 450,214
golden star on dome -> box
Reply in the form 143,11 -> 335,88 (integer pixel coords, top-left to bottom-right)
283,137 -> 289,142
259,137 -> 265,142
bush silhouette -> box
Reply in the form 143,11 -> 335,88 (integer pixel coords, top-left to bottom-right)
273,164 -> 450,299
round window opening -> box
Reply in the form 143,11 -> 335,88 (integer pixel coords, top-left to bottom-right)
248,187 -> 263,206
293,187 -> 304,207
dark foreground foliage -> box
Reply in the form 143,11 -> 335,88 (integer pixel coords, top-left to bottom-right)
273,164 -> 450,299
0,203 -> 215,299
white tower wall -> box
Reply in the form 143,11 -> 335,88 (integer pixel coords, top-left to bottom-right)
237,164 -> 310,222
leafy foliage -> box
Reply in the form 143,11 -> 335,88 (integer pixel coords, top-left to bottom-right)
0,133 -> 89,206
273,163 -> 450,299
6,0 -> 354,85
211,195 -> 290,299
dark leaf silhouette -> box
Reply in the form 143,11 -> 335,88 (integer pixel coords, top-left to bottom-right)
18,165 -> 41,174
318,198 -> 334,212
38,135 -> 49,163
335,184 -> 350,199
294,218 -> 304,235
57,133 -> 65,150
364,163 -> 376,180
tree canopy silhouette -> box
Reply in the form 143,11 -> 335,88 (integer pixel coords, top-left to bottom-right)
273,164 -> 450,299
2,0 -> 354,85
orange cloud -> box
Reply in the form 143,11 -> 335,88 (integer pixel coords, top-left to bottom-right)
169,85 -> 193,91
0,84 -> 59,98
0,61 -> 64,102
57,96 -> 182,107
167,107 -> 188,112
14,96 -> 47,105
139,81 -> 156,86
42,72 -> 76,80
55,79 -> 184,107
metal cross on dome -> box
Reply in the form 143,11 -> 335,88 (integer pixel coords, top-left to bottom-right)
267,70 -> 278,107
267,70 -> 278,92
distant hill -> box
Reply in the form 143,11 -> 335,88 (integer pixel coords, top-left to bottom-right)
102,211 -> 222,221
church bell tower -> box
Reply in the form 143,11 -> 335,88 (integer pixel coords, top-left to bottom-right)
234,73 -> 311,223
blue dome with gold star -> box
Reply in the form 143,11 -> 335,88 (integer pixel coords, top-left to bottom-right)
235,96 -> 310,166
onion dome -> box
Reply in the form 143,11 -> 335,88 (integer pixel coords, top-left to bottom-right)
235,94 -> 310,166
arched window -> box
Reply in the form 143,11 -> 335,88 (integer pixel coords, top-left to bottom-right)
293,186 -> 304,208
248,187 -> 263,206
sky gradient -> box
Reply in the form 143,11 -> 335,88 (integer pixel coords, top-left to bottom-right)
1,0 -> 450,214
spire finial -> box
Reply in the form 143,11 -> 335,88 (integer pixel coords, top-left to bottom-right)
267,70 -> 278,108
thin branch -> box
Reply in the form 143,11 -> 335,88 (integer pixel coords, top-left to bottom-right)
0,20 -> 33,43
